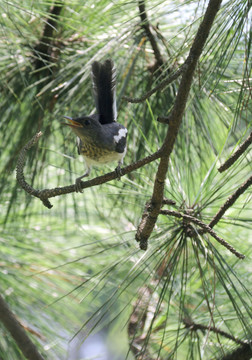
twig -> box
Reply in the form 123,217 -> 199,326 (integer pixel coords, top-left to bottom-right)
122,65 -> 186,103
122,0 -> 186,105
218,132 -> 252,172
162,198 -> 176,206
16,132 -> 53,209
209,175 -> 252,228
136,0 -> 223,250
123,0 -> 187,105
33,1 -> 63,70
16,132 -> 163,208
0,293 -> 45,360
138,0 -> 164,68
160,210 -> 245,259
183,318 -> 246,345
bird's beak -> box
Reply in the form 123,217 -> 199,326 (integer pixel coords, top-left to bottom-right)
62,116 -> 82,128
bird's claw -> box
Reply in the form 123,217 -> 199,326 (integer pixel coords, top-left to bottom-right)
115,165 -> 123,180
74,170 -> 90,193
75,178 -> 83,193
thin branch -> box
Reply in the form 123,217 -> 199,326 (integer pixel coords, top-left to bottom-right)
219,342 -> 252,360
0,293 -> 45,360
218,132 -> 252,172
122,0 -> 187,106
183,318 -> 246,345
122,0 -> 187,105
16,132 -> 163,208
138,0 -> 164,68
136,0 -> 223,249
162,197 -> 176,206
122,65 -> 186,103
160,209 -> 245,259
209,175 -> 252,228
33,0 -> 63,71
16,132 -> 53,209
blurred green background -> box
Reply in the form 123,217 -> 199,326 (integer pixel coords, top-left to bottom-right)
0,0 -> 251,359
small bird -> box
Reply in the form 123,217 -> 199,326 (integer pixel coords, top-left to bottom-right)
63,59 -> 127,192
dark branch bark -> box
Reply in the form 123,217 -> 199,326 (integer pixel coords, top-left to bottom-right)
218,132 -> 252,172
138,0 -> 164,68
122,64 -> 186,103
209,175 -> 252,228
16,132 -> 162,208
136,0 -> 223,249
33,1 -> 63,70
184,319 -> 252,360
183,318 -> 246,345
160,209 -> 244,259
123,0 -> 188,105
162,198 -> 176,206
0,294 -> 45,360
219,342 -> 252,360
16,132 -> 53,208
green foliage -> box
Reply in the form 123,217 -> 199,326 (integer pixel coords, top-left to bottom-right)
0,0 -> 251,359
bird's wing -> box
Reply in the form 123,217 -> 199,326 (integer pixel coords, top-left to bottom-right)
91,59 -> 117,124
101,123 -> 127,153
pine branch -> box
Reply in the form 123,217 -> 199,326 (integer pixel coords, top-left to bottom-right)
160,209 -> 245,259
0,294 -> 45,360
122,64 -> 186,103
218,132 -> 252,172
123,0 -> 189,104
209,175 -> 252,228
183,318 -> 246,345
136,0 -> 223,250
219,342 -> 252,360
16,132 -> 53,208
138,0 -> 164,68
33,0 -> 63,71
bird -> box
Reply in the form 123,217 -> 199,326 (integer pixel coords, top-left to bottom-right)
63,59 -> 127,192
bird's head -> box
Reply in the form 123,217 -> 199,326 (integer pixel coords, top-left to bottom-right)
63,115 -> 102,142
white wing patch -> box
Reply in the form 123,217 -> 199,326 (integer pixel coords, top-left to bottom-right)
114,128 -> 127,143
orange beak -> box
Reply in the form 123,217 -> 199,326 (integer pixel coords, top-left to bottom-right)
63,116 -> 82,128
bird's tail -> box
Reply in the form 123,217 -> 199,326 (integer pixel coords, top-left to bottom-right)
91,59 -> 117,124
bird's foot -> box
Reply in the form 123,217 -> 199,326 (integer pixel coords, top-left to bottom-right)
75,178 -> 84,193
115,165 -> 123,180
75,171 -> 90,193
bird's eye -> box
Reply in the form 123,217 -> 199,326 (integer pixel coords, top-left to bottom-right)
84,119 -> 91,126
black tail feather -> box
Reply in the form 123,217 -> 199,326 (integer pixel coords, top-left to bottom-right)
91,59 -> 117,124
